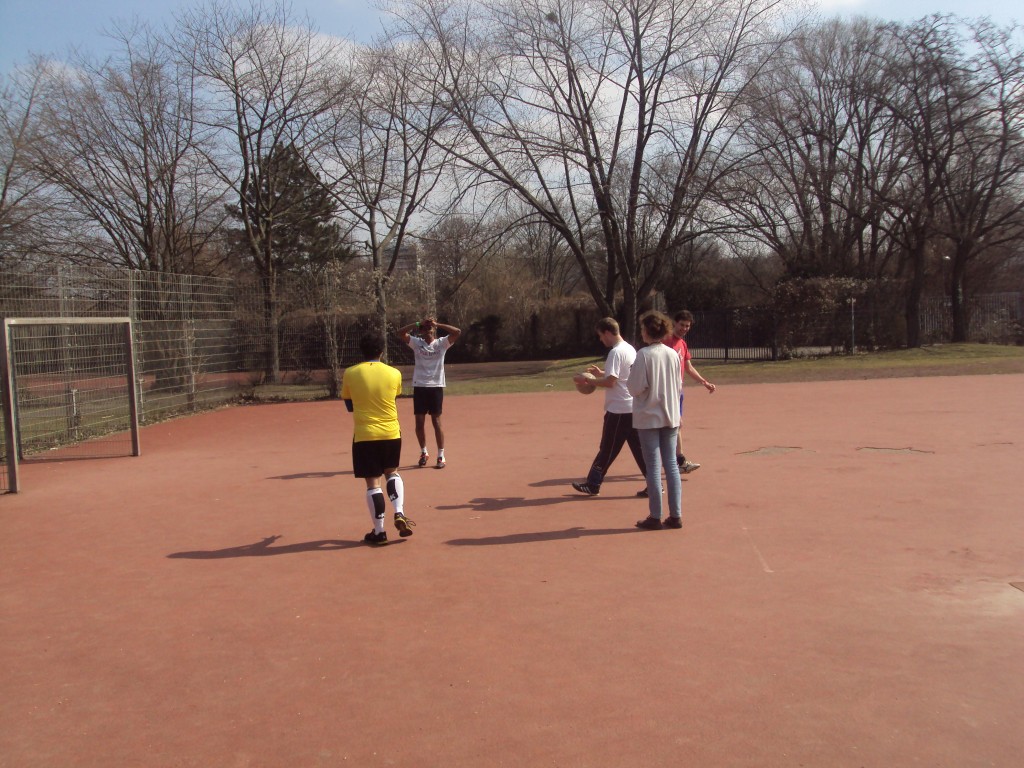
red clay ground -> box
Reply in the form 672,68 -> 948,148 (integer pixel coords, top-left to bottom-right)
2,374 -> 1022,767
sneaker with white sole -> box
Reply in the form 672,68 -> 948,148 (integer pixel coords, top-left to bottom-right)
680,460 -> 701,474
417,453 -> 429,467
572,481 -> 600,496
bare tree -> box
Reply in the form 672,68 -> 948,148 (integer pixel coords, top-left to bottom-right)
726,19 -> 907,284
395,0 -> 793,339
313,37 -> 458,342
933,19 -> 1024,341
501,208 -> 583,300
33,23 -> 226,273
177,0 -> 349,381
0,60 -> 54,270
879,15 -> 999,347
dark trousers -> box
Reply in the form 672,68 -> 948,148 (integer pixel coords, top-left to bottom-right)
586,411 -> 647,490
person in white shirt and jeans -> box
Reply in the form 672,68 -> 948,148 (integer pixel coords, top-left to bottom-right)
397,317 -> 461,469
627,311 -> 683,530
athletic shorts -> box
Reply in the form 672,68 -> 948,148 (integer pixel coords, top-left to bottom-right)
352,438 -> 402,478
413,386 -> 444,416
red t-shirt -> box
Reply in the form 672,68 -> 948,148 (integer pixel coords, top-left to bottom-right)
662,334 -> 689,379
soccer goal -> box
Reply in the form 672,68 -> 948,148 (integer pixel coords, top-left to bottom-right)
1,317 -> 140,494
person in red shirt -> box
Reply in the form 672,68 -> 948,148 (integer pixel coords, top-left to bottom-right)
662,310 -> 716,473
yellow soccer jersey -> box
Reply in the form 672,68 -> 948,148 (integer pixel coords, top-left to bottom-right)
340,361 -> 402,442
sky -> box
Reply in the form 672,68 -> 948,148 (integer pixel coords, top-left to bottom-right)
0,0 -> 1020,75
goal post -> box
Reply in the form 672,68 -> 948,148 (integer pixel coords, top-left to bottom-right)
1,317 -> 140,494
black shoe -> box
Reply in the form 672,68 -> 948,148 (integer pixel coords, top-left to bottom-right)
363,530 -> 388,546
572,481 -> 600,496
394,513 -> 416,537
636,487 -> 664,498
663,516 -> 683,529
635,517 -> 663,530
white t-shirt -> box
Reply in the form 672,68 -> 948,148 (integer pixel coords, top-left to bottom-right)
602,340 -> 636,415
408,335 -> 453,387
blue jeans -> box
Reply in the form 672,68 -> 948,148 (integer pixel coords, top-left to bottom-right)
638,427 -> 681,520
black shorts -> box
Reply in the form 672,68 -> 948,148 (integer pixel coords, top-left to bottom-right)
413,387 -> 444,416
352,438 -> 402,478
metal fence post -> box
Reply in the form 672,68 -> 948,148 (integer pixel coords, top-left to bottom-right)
1,320 -> 20,493
849,297 -> 857,354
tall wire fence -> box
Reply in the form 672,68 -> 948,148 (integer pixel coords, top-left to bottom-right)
2,263 -> 1019,492
0,264 -> 435,489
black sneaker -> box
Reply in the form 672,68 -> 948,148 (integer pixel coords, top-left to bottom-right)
635,516 -> 663,530
417,453 -> 429,467
363,530 -> 388,546
663,516 -> 683,529
572,481 -> 600,496
394,513 -> 416,537
636,487 -> 664,498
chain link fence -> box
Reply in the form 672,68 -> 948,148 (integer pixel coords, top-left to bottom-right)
0,263 -> 435,489
2,262 -> 1018,491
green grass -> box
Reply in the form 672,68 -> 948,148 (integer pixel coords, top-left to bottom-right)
9,345 -> 1020,458
440,344 -> 1024,396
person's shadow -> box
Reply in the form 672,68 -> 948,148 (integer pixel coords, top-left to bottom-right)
268,471 -> 351,480
167,535 -> 371,559
445,527 -> 637,546
435,494 -> 606,512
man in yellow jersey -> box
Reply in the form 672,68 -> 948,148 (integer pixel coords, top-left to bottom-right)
341,331 -> 416,546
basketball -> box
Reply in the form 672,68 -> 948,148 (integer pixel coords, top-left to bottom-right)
573,372 -> 598,395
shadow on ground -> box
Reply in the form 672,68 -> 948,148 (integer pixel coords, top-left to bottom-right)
167,535 -> 368,558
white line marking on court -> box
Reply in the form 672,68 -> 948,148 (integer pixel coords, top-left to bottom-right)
742,526 -> 774,573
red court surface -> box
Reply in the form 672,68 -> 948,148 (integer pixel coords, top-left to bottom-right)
2,374 -> 1022,767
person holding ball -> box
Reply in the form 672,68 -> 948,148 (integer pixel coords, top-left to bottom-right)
397,316 -> 461,469
571,317 -> 648,497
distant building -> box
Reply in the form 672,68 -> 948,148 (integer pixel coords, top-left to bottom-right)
393,244 -> 419,272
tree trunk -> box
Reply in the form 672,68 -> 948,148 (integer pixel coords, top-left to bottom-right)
373,270 -> 389,363
263,272 -> 280,384
905,245 -> 926,348
950,247 -> 969,342
620,284 -> 638,344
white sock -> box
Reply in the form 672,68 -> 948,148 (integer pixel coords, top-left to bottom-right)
365,488 -> 386,533
438,449 -> 445,460
386,473 -> 404,516
420,447 -> 428,455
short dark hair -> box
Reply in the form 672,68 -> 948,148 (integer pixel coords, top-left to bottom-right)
595,317 -> 620,335
359,331 -> 386,360
639,310 -> 672,340
673,310 -> 694,323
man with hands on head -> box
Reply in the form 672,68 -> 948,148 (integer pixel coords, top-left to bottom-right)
397,316 -> 461,469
